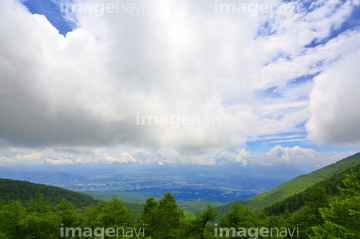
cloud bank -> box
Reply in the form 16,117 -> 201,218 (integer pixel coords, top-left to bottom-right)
0,145 -> 354,167
0,0 -> 359,164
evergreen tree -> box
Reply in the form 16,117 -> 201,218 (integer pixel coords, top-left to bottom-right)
195,204 -> 218,239
28,192 -> 50,214
100,196 -> 131,228
82,202 -> 106,232
311,171 -> 360,238
139,192 -> 184,239
0,200 -> 27,239
55,199 -> 82,227
219,203 -> 257,237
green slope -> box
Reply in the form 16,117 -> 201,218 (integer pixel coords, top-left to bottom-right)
265,162 -> 360,215
215,152 -> 360,216
0,178 -> 96,208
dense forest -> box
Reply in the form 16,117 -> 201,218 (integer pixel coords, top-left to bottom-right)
0,167 -> 360,238
215,152 -> 360,216
0,178 -> 97,209
264,162 -> 360,215
1,153 -> 360,238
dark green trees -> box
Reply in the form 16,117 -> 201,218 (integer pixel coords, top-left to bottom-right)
0,196 -> 60,239
101,196 -> 131,228
56,199 -> 83,228
0,200 -> 27,239
195,204 -> 218,239
311,172 -> 360,238
219,203 -> 257,230
0,171 -> 359,239
138,191 -> 183,239
174,203 -> 218,239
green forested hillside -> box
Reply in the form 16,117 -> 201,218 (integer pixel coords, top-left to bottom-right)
265,162 -> 360,215
0,178 -> 96,208
1,172 -> 360,238
1,154 -> 360,238
215,152 -> 360,217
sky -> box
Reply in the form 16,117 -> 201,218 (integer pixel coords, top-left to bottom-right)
0,0 -> 360,167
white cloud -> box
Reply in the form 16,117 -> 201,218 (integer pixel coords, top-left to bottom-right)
247,145 -> 355,166
0,145 -> 353,167
97,152 -> 137,164
0,0 -> 359,164
44,157 -> 74,165
307,48 -> 360,147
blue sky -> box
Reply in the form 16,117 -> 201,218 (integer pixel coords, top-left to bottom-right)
22,0 -> 74,35
0,0 -> 360,167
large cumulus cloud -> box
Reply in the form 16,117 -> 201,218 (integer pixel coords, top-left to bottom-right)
0,0 -> 359,161
307,49 -> 360,146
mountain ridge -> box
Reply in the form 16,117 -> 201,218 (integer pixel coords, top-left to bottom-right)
0,178 -> 96,209
215,152 -> 360,217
